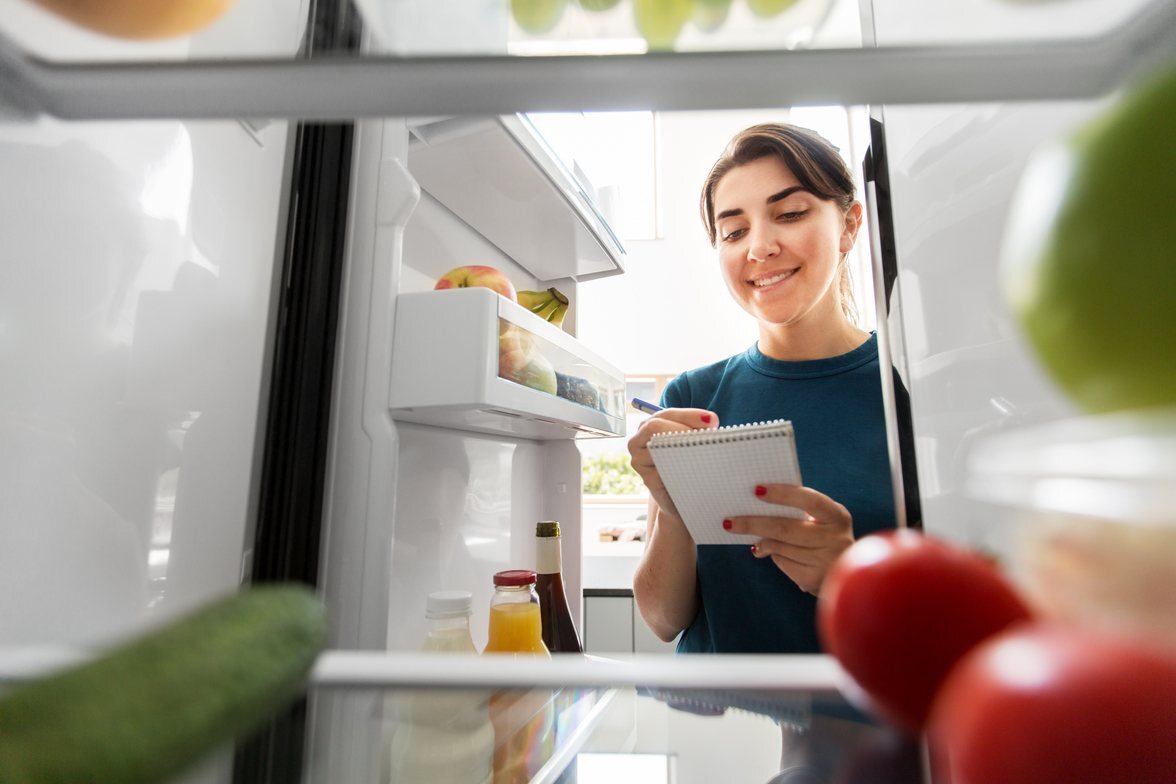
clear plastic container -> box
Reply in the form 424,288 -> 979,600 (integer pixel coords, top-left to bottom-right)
497,318 -> 625,420
966,410 -> 1176,652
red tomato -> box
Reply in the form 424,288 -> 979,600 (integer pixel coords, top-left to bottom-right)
817,530 -> 1032,734
928,624 -> 1176,784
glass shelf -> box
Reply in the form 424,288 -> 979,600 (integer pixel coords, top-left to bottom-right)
304,651 -> 927,784
0,647 -> 927,784
0,0 -> 1172,120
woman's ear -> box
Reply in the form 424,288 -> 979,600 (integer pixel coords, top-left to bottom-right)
840,202 -> 864,254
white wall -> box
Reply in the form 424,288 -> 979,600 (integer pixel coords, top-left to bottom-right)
576,108 -> 876,378
576,110 -> 766,376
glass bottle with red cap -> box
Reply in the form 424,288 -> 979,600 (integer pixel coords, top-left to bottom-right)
482,569 -> 550,656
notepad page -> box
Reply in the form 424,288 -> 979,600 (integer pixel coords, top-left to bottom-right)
648,420 -> 803,546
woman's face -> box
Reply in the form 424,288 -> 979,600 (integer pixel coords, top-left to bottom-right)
713,156 -> 859,331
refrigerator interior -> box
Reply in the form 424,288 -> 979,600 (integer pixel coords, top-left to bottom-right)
1,1 -> 1173,783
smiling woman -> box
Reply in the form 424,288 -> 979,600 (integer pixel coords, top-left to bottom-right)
626,122 -> 918,655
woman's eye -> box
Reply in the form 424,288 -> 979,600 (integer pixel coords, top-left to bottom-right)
721,228 -> 747,242
778,210 -> 808,221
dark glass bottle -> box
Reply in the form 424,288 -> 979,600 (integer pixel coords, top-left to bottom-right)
534,521 -> 583,654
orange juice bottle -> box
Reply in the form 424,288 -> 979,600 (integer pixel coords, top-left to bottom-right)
483,570 -> 549,656
483,570 -> 551,783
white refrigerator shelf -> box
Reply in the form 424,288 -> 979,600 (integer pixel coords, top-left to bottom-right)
389,287 -> 627,440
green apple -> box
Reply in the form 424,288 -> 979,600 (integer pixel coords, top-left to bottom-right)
693,0 -> 732,32
518,353 -> 559,396
578,0 -> 622,11
512,0 -> 567,34
746,0 -> 799,17
1002,63 -> 1176,413
633,0 -> 694,51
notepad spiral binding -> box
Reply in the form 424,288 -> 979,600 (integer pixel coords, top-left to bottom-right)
637,686 -> 812,731
647,419 -> 794,447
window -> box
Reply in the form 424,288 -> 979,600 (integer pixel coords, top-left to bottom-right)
526,111 -> 659,240
576,752 -> 674,783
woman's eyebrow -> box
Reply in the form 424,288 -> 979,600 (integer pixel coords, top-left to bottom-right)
716,186 -> 808,221
766,186 -> 807,204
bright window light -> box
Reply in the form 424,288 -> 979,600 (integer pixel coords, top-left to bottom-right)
576,752 -> 673,783
526,111 -> 659,241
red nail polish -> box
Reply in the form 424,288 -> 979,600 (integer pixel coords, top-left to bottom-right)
755,485 -> 767,497
701,414 -> 712,424
722,519 -> 732,530
750,544 -> 758,555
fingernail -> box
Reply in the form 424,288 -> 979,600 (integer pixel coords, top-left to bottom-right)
722,519 -> 732,530
755,485 -> 767,497
750,544 -> 758,555
701,414 -> 712,424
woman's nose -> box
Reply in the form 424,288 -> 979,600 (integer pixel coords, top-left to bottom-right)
747,227 -> 779,262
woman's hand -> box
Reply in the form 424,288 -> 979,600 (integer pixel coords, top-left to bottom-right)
629,408 -> 716,642
627,408 -> 718,521
726,484 -> 855,596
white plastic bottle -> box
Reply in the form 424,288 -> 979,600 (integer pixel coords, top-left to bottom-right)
421,590 -> 480,653
387,591 -> 493,784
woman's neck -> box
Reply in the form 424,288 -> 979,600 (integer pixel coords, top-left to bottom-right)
757,316 -> 870,362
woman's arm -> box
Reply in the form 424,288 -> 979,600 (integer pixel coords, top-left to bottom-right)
627,407 -> 716,642
633,497 -> 698,642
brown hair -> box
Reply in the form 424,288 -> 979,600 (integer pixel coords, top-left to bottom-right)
700,123 -> 859,323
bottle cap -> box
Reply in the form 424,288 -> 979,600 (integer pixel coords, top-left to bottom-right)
425,590 -> 473,619
536,521 -> 561,538
493,569 -> 537,587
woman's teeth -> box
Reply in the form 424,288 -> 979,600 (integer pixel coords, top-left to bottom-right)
752,270 -> 796,287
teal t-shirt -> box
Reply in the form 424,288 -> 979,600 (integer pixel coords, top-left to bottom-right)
660,334 -> 899,654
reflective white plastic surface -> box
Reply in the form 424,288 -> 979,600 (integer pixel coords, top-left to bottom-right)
0,116 -> 291,647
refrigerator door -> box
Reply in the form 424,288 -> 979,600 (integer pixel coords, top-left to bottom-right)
0,6 -> 308,784
864,0 -> 1125,557
0,118 -> 295,639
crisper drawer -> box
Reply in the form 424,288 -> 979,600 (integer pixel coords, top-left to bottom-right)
389,287 -> 626,439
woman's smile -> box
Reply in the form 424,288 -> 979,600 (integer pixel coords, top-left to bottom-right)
749,267 -> 799,291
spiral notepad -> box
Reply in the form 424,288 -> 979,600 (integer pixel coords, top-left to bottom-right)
648,419 -> 804,545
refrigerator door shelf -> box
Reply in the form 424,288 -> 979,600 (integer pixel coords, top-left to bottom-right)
389,288 -> 626,440
408,115 -> 626,284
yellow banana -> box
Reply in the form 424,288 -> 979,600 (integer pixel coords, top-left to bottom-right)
535,297 -> 561,321
517,287 -> 570,326
517,288 -> 555,313
547,299 -> 569,328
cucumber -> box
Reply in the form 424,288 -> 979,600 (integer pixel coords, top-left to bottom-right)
0,584 -> 327,784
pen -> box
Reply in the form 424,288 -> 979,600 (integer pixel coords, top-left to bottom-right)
631,397 -> 664,415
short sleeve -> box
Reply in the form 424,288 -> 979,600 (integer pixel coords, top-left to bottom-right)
660,372 -> 691,409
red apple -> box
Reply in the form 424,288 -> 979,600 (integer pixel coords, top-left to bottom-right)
498,326 -> 535,382
434,265 -> 517,302
498,326 -> 557,395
